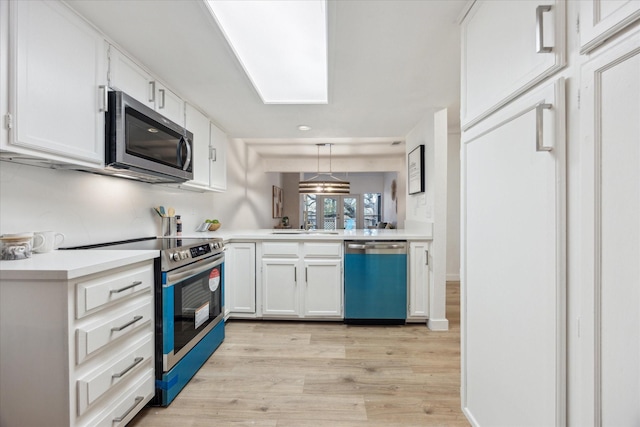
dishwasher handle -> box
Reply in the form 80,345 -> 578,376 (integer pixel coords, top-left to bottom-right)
345,241 -> 407,254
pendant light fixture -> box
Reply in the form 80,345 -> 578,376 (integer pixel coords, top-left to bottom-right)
299,144 -> 350,195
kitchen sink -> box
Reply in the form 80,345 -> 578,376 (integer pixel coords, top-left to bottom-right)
271,230 -> 340,235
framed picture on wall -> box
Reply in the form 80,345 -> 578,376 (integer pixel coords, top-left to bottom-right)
272,185 -> 283,218
408,145 -> 425,194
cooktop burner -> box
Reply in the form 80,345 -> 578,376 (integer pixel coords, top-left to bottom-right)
61,236 -> 225,271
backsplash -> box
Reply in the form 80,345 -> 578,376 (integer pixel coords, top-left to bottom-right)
0,141 -> 280,246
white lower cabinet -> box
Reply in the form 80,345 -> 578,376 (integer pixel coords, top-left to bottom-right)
260,241 -> 343,320
225,242 -> 257,317
303,258 -> 342,317
0,259 -> 155,427
408,241 -> 430,321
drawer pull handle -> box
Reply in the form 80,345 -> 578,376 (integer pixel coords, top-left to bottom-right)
112,357 -> 144,379
110,281 -> 143,294
113,396 -> 144,423
111,315 -> 143,332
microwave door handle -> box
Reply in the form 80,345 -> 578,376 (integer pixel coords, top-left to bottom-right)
183,137 -> 192,171
177,136 -> 192,171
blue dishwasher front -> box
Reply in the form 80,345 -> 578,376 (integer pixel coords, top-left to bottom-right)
344,241 -> 407,324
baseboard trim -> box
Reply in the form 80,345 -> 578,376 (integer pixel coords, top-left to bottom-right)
427,318 -> 449,331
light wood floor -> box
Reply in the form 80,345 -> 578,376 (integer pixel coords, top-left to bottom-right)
129,283 -> 469,427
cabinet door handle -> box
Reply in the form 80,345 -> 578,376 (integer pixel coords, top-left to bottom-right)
99,85 -> 108,112
210,147 -> 217,162
112,356 -> 144,378
305,267 -> 308,284
425,250 -> 429,266
535,5 -> 552,53
158,88 -> 166,109
294,267 -> 297,283
111,315 -> 143,332
149,81 -> 156,103
113,396 -> 144,423
110,281 -> 143,294
535,103 -> 553,152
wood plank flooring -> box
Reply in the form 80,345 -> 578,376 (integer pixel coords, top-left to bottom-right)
129,283 -> 469,427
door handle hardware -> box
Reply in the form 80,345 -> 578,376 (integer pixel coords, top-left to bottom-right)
99,85 -> 109,112
294,266 -> 297,283
149,81 -> 156,103
210,147 -> 217,162
113,396 -> 144,423
535,103 -> 553,152
111,315 -> 143,332
536,5 -> 553,53
112,357 -> 144,378
110,281 -> 143,294
158,88 -> 166,109
425,250 -> 429,266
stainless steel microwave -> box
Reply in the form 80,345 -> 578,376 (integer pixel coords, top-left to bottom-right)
104,91 -> 193,183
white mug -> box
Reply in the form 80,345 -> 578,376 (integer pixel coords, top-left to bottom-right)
33,231 -> 65,253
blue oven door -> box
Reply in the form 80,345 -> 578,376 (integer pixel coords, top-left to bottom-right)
156,253 -> 225,406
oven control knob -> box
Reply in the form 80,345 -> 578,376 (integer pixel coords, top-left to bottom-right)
170,252 -> 180,262
181,250 -> 189,260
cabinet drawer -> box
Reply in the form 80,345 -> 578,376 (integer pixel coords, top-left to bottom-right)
76,263 -> 153,318
303,242 -> 342,257
88,370 -> 154,427
262,242 -> 299,257
77,335 -> 153,415
76,298 -> 152,363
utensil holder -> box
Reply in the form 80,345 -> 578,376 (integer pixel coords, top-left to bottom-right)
161,217 -> 176,237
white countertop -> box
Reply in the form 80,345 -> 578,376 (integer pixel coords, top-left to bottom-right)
0,229 -> 430,276
184,228 -> 432,242
0,250 -> 158,280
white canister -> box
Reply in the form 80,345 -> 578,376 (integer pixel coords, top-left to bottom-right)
0,232 -> 43,260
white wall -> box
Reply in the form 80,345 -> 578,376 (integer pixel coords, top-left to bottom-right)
447,133 -> 461,281
0,139 -> 279,246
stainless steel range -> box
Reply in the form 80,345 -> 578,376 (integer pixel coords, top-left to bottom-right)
62,236 -> 225,406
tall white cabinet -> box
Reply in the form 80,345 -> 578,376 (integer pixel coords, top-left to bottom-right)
460,1 -> 567,426
579,30 -> 640,426
461,1 -> 640,426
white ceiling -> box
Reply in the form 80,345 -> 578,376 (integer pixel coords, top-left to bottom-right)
66,0 -> 465,160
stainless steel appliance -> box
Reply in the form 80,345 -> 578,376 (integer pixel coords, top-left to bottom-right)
61,237 -> 225,406
344,241 -> 407,324
103,91 -> 193,183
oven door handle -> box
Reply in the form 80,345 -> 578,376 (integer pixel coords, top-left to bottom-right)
165,253 -> 224,287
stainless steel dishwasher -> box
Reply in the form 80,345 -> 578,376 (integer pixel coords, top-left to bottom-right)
344,241 -> 407,324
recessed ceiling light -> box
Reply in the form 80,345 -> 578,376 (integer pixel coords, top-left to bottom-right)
206,0 -> 328,104
298,125 -> 312,131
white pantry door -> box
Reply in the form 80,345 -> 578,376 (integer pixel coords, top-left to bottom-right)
580,31 -> 640,427
461,79 -> 566,427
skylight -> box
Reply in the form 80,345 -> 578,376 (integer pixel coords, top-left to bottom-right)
206,0 -> 328,104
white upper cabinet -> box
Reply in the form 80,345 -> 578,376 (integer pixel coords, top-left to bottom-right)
4,0 -> 106,166
107,46 -> 154,109
209,122 -> 228,192
108,46 -> 184,126
579,0 -> 640,54
460,0 -> 566,130
182,104 -> 227,192
184,104 -> 211,189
